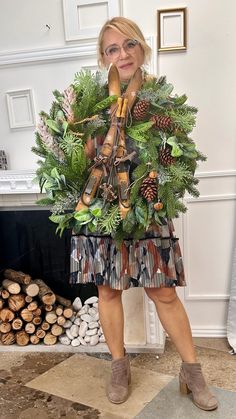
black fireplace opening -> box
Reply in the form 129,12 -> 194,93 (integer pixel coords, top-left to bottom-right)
0,210 -> 98,303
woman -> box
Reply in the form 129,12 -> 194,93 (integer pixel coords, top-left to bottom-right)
83,16 -> 218,410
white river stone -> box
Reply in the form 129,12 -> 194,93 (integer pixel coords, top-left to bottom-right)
92,312 -> 99,321
78,336 -> 87,345
80,314 -> 93,323
84,296 -> 98,305
84,336 -> 91,343
66,329 -> 74,340
72,297 -> 82,311
78,305 -> 89,315
99,334 -> 106,343
79,321 -> 88,337
86,328 -> 98,336
70,324 -> 79,337
59,335 -> 71,345
88,307 -> 97,317
88,321 -> 99,329
64,320 -> 73,329
71,338 -> 81,347
90,334 -> 99,346
93,302 -> 98,308
73,317 -> 81,326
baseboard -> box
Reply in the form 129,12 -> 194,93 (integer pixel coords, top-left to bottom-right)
191,327 -> 227,338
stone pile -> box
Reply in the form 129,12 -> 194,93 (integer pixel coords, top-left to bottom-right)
59,296 -> 105,347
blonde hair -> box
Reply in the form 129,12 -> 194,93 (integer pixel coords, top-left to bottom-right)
97,16 -> 152,68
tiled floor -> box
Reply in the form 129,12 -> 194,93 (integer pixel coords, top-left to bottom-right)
0,338 -> 235,418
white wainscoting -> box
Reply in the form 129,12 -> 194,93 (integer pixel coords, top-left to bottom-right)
181,170 -> 236,337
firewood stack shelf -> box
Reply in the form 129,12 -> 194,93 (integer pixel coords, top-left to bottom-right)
0,269 -> 107,351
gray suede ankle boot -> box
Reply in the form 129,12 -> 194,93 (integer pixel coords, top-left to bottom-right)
179,362 -> 218,410
107,353 -> 131,404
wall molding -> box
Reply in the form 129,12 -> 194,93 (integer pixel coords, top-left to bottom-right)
0,36 -> 155,69
184,193 -> 235,301
6,89 -> 36,129
0,44 -> 97,67
196,169 -> 236,179
185,193 -> 236,204
191,326 -> 227,338
63,0 -> 121,41
0,168 -> 235,197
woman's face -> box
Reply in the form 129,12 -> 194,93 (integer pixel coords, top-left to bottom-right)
101,28 -> 144,82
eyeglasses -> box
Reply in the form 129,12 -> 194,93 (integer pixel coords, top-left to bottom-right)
104,39 -> 139,60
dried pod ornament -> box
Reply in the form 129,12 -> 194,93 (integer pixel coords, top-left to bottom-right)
154,201 -> 164,211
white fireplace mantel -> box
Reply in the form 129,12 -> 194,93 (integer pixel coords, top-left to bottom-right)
0,169 -> 166,352
0,170 -> 39,194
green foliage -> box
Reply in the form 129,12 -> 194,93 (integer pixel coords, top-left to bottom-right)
127,121 -> 154,142
98,205 -> 121,234
32,68 -> 205,238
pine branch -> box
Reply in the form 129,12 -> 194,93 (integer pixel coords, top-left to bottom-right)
98,205 -> 121,234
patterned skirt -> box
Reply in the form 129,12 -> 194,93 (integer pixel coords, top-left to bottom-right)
70,220 -> 186,290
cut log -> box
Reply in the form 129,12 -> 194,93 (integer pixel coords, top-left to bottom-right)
0,322 -> 12,333
41,321 -> 50,331
30,335 -> 40,345
16,330 -> 30,346
32,316 -> 42,326
36,328 -> 46,339
32,307 -> 42,317
2,279 -> 21,295
1,331 -> 15,345
45,311 -> 57,324
55,305 -> 63,316
43,332 -> 57,345
22,283 -> 39,297
0,308 -> 15,322
45,304 -> 53,312
27,301 -> 38,311
25,295 -> 33,303
57,315 -> 66,326
56,294 -> 72,307
34,279 -> 56,305
20,308 -> 33,322
12,318 -> 23,330
8,294 -> 26,312
51,323 -> 64,337
0,298 -> 4,310
1,289 -> 10,299
4,269 -> 31,284
25,322 -> 36,334
63,307 -> 73,319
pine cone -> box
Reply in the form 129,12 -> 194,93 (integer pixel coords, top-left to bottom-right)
133,100 -> 150,120
151,114 -> 172,130
140,177 -> 158,202
159,146 -> 175,166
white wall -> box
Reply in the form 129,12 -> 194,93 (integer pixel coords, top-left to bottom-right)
0,0 -> 235,336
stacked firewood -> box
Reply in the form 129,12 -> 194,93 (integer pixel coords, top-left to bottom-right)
0,269 -> 74,346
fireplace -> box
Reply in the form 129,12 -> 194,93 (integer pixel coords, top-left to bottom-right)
0,170 -> 165,352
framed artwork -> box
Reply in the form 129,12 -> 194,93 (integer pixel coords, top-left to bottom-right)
63,0 -> 121,41
157,8 -> 187,52
6,89 -> 36,129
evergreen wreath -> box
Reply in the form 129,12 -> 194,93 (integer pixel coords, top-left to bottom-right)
32,69 -> 206,243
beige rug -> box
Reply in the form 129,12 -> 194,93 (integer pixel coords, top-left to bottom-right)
25,354 -> 173,418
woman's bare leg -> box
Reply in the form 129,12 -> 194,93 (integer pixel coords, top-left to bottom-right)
97,285 -> 125,359
144,287 -> 197,362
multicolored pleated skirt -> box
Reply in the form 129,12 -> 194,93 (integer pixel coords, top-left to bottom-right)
70,220 -> 186,290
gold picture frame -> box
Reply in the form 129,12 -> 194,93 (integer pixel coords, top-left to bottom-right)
157,7 -> 187,52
